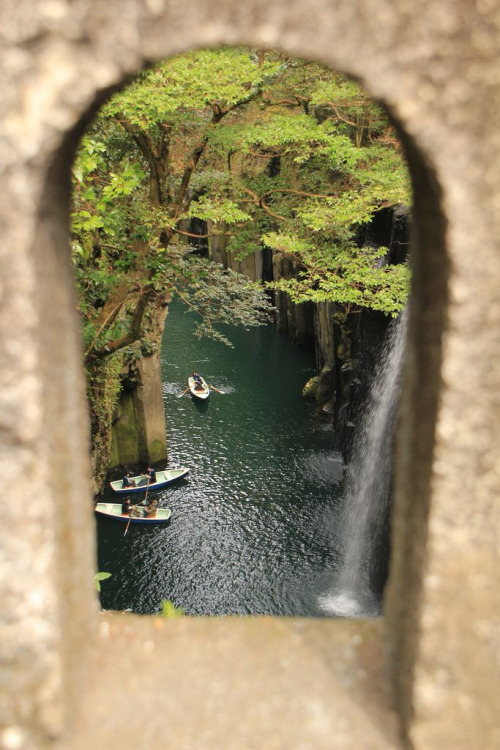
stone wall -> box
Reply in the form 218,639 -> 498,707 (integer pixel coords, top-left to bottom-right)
0,1 -> 499,749
109,350 -> 168,469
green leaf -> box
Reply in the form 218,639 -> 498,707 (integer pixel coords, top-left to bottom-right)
160,600 -> 184,618
94,571 -> 112,591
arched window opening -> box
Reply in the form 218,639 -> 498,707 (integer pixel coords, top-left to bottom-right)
69,47 -> 414,619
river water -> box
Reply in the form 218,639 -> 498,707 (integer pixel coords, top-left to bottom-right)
96,300 -> 347,616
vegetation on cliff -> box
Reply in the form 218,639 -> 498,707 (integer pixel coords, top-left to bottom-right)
71,47 -> 410,484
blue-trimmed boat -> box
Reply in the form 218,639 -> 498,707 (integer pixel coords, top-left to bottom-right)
109,467 -> 189,494
95,502 -> 172,525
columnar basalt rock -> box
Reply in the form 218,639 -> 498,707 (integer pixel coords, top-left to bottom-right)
0,2 -> 499,750
109,350 -> 168,470
109,303 -> 169,473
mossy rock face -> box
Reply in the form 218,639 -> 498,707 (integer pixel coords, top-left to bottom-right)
109,393 -> 139,466
302,376 -> 320,399
108,433 -> 120,469
316,365 -> 335,404
148,438 -> 168,463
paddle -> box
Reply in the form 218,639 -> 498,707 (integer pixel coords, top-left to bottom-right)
124,478 -> 150,536
208,384 -> 225,394
177,387 -> 189,398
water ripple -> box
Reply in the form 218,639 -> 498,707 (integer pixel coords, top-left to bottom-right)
97,301 -> 346,616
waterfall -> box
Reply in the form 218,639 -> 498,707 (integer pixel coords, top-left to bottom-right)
319,307 -> 408,617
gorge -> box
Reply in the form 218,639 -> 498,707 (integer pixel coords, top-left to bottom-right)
97,295 -> 406,616
72,46 -> 411,617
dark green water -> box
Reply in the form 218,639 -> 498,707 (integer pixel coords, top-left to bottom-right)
97,300 -> 346,616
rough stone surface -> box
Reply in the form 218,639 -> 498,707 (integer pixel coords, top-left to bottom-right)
0,1 -> 499,749
110,351 -> 168,468
65,615 -> 400,750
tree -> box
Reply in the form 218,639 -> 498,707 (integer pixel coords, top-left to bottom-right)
72,50 -> 280,484
207,62 -> 411,316
71,47 -> 411,485
73,48 -> 283,356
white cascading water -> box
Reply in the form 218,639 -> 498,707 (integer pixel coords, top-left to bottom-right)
319,306 -> 408,617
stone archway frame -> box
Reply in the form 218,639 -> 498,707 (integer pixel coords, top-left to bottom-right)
1,1 -> 499,749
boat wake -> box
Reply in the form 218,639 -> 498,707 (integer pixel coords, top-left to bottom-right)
215,384 -> 235,394
162,382 -> 182,395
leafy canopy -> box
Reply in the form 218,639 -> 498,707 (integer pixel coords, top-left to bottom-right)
74,48 -> 411,331
71,47 -> 411,480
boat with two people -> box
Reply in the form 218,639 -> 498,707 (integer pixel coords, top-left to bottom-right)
95,501 -> 172,525
109,467 -> 190,494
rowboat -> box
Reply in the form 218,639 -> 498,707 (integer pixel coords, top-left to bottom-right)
188,375 -> 210,400
109,467 -> 190,494
95,502 -> 172,525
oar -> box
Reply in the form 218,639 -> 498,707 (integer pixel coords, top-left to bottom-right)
177,387 -> 189,398
208,384 -> 225,394
123,513 -> 133,537
124,480 -> 150,536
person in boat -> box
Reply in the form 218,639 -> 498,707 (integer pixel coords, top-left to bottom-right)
138,465 -> 156,487
145,498 -> 158,518
122,471 -> 137,488
192,371 -> 204,390
121,497 -> 132,515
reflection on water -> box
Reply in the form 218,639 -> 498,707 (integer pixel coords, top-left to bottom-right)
97,300 -> 346,616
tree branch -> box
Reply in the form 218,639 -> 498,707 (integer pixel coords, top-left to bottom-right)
260,188 -> 336,202
115,114 -> 169,204
173,227 -> 234,239
90,286 -> 155,359
115,114 -> 157,167
172,86 -> 267,217
84,299 -> 127,359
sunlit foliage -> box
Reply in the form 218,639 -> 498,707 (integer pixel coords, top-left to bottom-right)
71,47 -> 411,482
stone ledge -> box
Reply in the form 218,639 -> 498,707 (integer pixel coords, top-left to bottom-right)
64,613 -> 401,750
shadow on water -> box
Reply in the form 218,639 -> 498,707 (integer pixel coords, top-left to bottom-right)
191,396 -> 209,415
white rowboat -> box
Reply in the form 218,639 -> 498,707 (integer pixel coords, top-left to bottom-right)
188,376 -> 210,400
